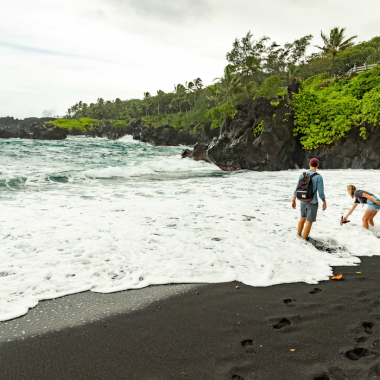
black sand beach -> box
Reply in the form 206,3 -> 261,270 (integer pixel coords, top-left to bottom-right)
2,258 -> 380,380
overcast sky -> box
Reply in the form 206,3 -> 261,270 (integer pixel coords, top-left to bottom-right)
0,0 -> 379,118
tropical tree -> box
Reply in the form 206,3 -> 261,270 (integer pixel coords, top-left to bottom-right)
142,92 -> 152,116
173,84 -> 186,112
185,81 -> 195,107
125,101 -> 142,119
243,81 -> 257,99
315,27 -> 357,74
81,102 -> 88,117
206,85 -> 220,107
239,55 -> 260,78
226,31 -> 269,68
193,78 -> 203,92
156,90 -> 165,115
182,93 -> 192,114
214,65 -> 241,106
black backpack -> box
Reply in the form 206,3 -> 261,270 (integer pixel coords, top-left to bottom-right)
296,172 -> 319,202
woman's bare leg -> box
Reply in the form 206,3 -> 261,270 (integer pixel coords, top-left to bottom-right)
363,210 -> 377,229
369,211 -> 378,226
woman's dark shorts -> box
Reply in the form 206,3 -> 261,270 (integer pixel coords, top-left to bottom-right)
300,202 -> 319,223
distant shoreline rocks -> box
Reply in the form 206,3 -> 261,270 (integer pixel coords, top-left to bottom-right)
0,117 -> 67,140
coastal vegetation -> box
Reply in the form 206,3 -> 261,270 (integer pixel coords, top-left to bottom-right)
58,28 -> 380,149
293,65 -> 380,150
48,117 -> 99,131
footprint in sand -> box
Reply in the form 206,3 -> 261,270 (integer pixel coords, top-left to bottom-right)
241,339 -> 255,353
310,288 -> 322,295
273,318 -> 291,329
345,348 -> 369,360
284,299 -> 296,307
362,322 -> 374,334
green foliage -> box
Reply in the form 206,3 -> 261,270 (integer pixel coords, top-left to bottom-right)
361,85 -> 380,127
347,67 -> 380,99
64,31 -> 380,146
47,118 -> 98,131
205,103 -> 236,130
79,118 -> 99,126
113,120 -> 129,129
293,66 -> 380,149
254,120 -> 264,137
257,76 -> 283,98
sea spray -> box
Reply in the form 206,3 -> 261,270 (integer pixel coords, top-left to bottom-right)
1,136 -> 379,321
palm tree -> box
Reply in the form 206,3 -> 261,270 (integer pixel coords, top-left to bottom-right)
156,90 -> 165,115
239,56 -> 260,78
113,98 -> 123,119
315,27 -> 357,74
125,101 -> 142,119
173,84 -> 186,112
72,103 -> 79,119
214,65 -> 241,106
96,98 -> 105,119
192,78 -> 204,104
182,93 -> 193,114
81,103 -> 88,117
206,85 -> 220,107
185,81 -> 195,109
142,92 -> 152,116
244,81 -> 257,99
193,78 -> 203,92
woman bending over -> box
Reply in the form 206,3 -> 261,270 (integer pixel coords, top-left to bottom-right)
344,185 -> 380,229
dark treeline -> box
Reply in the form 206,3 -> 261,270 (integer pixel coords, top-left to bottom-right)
65,28 -> 380,130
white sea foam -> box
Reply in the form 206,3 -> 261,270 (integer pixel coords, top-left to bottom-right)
0,137 -> 379,321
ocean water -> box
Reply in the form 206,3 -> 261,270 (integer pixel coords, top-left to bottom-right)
1,136 -> 380,321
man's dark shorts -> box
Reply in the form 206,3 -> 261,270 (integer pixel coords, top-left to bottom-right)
300,202 -> 319,223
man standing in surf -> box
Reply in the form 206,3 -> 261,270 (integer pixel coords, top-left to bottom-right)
292,158 -> 327,240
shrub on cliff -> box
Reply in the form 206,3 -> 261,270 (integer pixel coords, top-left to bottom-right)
204,103 -> 236,130
293,66 -> 380,150
112,120 -> 129,129
47,118 -> 99,131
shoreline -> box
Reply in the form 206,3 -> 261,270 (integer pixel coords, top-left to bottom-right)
2,257 -> 380,379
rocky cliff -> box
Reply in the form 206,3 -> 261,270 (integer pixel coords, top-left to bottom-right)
0,117 -> 67,140
205,82 -> 380,171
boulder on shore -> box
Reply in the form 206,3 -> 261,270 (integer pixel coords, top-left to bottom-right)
181,142 -> 211,163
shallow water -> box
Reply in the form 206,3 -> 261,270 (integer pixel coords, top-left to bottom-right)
1,136 -> 379,321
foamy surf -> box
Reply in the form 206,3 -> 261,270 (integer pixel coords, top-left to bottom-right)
1,136 -> 379,321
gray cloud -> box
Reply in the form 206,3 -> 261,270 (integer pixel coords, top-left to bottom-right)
107,0 -> 211,23
0,41 -> 109,62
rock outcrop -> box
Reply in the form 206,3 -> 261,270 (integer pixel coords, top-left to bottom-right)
90,119 -> 219,146
207,84 -> 304,171
304,125 -> 380,169
0,117 -> 67,140
181,142 -> 211,162
207,81 -> 380,171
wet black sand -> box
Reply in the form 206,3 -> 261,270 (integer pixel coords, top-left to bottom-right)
2,258 -> 380,380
